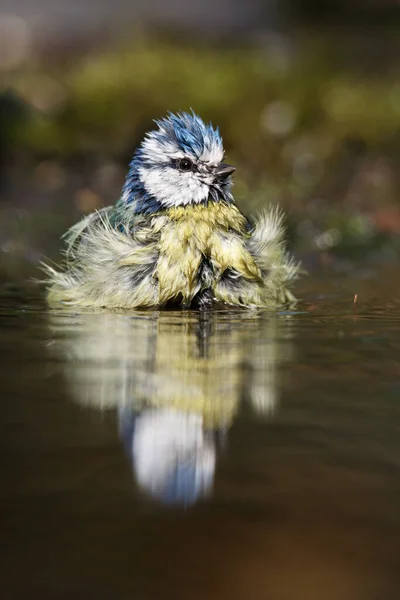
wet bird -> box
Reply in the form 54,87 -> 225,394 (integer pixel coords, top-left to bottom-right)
45,111 -> 299,309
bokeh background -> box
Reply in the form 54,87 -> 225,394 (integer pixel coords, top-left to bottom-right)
1,0 -> 399,283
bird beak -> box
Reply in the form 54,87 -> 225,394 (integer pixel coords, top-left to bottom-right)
215,163 -> 236,180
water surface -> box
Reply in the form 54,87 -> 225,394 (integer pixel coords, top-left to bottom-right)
2,270 -> 400,599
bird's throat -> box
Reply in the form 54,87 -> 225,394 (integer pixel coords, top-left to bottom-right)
165,202 -> 248,234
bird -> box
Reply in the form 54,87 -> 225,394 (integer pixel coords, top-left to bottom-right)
45,111 -> 300,309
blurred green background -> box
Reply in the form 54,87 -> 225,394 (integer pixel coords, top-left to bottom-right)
1,0 -> 399,283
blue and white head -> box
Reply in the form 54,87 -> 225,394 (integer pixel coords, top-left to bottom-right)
122,111 -> 235,213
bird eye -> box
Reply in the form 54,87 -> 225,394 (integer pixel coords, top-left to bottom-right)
178,158 -> 193,172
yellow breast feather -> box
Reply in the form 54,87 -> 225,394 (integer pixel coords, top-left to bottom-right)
154,203 -> 262,305
45,201 -> 299,309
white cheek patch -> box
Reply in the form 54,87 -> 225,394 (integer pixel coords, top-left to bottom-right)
139,166 -> 209,207
191,181 -> 209,204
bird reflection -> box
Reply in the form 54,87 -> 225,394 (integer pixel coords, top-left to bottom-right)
48,309 -> 293,505
119,407 -> 216,505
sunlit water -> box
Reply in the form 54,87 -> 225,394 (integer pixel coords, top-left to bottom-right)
2,270 -> 400,599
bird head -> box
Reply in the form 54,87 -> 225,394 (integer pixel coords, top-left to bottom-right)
121,111 -> 235,213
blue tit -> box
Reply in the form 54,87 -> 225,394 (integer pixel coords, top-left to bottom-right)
45,111 -> 300,309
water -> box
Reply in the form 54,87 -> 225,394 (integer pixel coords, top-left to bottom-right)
2,270 -> 400,599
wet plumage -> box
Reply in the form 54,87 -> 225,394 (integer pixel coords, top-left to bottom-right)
45,111 -> 300,309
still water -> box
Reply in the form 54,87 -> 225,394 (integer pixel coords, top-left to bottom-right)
2,270 -> 400,599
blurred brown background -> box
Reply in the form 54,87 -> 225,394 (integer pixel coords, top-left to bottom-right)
1,0 -> 400,282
